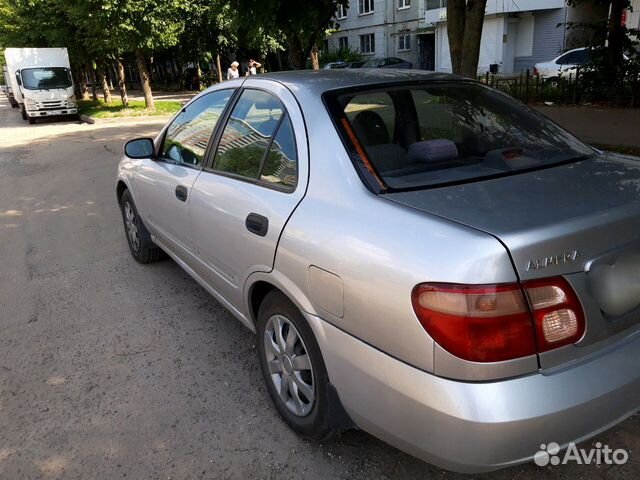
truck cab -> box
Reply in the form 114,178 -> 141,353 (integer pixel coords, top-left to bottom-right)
4,48 -> 78,124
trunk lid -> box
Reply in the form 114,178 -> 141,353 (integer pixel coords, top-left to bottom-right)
387,154 -> 640,366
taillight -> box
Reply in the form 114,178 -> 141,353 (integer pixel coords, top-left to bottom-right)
522,277 -> 585,352
534,67 -> 539,76
412,277 -> 585,363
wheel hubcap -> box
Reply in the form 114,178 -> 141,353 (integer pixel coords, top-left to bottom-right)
124,202 -> 140,252
264,314 -> 315,417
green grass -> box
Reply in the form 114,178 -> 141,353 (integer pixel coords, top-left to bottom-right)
78,99 -> 182,118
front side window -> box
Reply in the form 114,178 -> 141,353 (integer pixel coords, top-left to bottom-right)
161,89 -> 233,167
557,50 -> 590,65
213,89 -> 298,190
359,0 -> 374,14
360,33 -> 375,55
327,82 -> 593,190
21,67 -> 71,90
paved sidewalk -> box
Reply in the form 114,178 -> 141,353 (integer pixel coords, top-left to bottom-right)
535,105 -> 640,149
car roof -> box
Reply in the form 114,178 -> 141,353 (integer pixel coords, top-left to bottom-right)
249,69 -> 462,97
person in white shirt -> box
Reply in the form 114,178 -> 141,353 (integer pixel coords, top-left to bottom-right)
247,59 -> 262,76
226,61 -> 240,80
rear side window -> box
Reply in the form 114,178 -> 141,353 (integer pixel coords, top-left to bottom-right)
213,89 -> 298,190
161,89 -> 233,166
327,82 -> 593,191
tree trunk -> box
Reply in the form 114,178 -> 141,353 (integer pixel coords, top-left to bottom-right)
80,66 -> 90,100
116,59 -> 129,106
216,54 -> 223,83
447,0 -> 487,78
135,48 -> 155,110
606,0 -> 626,84
72,68 -> 82,99
288,36 -> 306,70
91,66 -> 98,101
100,65 -> 112,104
460,0 -> 487,78
447,0 -> 466,75
311,46 -> 320,70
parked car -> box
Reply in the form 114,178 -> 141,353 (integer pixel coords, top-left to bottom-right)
117,70 -> 640,473
323,61 -> 349,70
323,61 -> 364,69
534,47 -> 593,79
362,57 -> 412,69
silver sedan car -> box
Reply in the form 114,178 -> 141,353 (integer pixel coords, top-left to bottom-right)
116,70 -> 640,473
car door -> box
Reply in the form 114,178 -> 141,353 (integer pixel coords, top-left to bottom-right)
134,88 -> 235,258
188,80 -> 308,310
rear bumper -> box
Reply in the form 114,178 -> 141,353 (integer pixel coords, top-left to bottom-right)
26,108 -> 78,117
306,313 -> 640,473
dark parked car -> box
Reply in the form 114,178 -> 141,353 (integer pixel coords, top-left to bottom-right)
362,57 -> 412,69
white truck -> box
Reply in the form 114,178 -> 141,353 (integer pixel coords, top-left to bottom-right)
4,47 -> 78,123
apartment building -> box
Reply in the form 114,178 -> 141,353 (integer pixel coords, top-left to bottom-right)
423,0 -> 607,74
327,0 -> 425,67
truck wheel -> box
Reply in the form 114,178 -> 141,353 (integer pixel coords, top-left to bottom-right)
28,117 -> 36,125
257,291 -> 336,441
20,106 -> 27,120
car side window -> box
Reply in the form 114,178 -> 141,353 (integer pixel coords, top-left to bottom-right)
259,114 -> 298,190
161,89 -> 233,167
213,89 -> 286,180
556,51 -> 588,65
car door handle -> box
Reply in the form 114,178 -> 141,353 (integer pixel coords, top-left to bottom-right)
245,213 -> 269,237
175,185 -> 188,202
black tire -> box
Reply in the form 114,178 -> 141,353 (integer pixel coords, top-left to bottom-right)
257,291 -> 336,441
20,106 -> 27,120
28,117 -> 35,124
119,189 -> 165,264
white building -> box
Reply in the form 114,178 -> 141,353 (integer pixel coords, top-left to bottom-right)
422,0 -> 608,74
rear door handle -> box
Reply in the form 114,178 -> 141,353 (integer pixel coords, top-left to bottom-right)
245,213 -> 269,237
175,185 -> 188,202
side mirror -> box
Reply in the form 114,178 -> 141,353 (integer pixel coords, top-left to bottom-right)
124,138 -> 155,159
15,71 -> 21,86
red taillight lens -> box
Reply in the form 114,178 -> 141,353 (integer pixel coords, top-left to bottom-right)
412,278 -> 585,363
411,283 -> 536,362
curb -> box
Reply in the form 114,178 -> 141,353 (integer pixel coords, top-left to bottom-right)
79,114 -> 95,124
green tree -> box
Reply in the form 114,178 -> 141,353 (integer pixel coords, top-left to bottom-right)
236,0 -> 348,69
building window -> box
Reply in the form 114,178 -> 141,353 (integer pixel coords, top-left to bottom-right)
336,4 -> 347,19
398,0 -> 411,9
398,34 -> 411,51
358,0 -> 374,15
338,36 -> 349,50
360,33 -> 375,55
426,0 -> 446,10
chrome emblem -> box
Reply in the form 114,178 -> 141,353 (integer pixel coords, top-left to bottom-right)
527,250 -> 580,271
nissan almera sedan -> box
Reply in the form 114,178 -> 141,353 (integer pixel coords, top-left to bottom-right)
116,70 -> 640,473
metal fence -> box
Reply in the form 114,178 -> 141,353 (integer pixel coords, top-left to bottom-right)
479,69 -> 640,107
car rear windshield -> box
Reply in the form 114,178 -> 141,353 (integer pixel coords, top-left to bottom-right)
326,82 -> 594,190
21,67 -> 72,90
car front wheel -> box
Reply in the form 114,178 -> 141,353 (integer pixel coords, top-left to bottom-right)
120,189 -> 164,264
257,291 -> 335,441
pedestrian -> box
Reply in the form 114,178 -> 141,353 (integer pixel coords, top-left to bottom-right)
247,59 -> 262,76
226,61 -> 240,80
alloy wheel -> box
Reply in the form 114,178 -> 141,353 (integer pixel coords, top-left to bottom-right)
263,314 -> 315,416
124,201 -> 140,252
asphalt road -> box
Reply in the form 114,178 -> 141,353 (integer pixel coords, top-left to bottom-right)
0,95 -> 638,480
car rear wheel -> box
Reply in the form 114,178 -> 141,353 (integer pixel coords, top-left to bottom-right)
119,189 -> 164,264
257,291 -> 335,441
